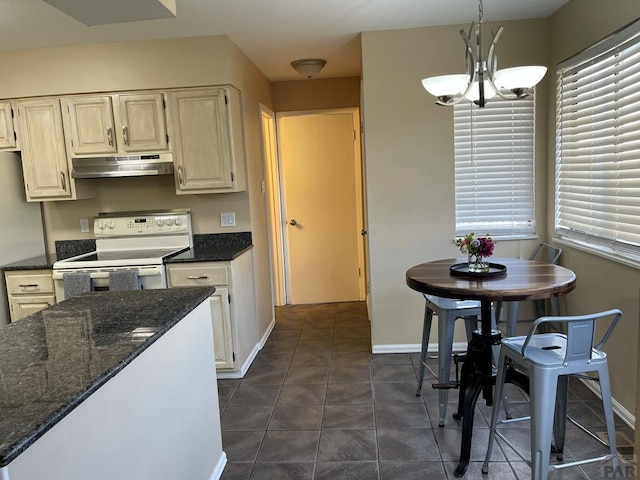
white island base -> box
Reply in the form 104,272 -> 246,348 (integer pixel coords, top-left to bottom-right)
0,300 -> 226,480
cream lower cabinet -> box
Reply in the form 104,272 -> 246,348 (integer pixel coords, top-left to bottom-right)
167,86 -> 247,194
166,252 -> 258,375
5,269 -> 56,322
15,98 -> 74,201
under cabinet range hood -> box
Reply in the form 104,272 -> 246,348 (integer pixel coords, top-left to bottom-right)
71,153 -> 174,179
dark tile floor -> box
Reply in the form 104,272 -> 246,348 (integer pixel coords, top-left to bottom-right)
218,302 -> 634,480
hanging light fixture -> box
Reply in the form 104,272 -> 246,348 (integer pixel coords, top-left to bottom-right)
290,58 -> 327,78
421,0 -> 547,107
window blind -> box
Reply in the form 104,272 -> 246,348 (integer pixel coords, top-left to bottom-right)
556,18 -> 640,257
454,95 -> 536,238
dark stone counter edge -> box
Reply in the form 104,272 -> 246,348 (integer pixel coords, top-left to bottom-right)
0,287 -> 215,468
165,244 -> 253,264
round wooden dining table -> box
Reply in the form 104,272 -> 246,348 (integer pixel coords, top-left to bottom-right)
406,257 -> 576,477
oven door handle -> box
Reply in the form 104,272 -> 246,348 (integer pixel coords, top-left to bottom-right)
52,267 -> 163,280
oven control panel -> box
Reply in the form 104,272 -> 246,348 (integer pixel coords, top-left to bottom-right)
94,212 -> 192,237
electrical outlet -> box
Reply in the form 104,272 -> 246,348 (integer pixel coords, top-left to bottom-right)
220,212 -> 236,227
80,218 -> 90,233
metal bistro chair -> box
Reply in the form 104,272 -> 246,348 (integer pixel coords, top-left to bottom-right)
496,243 -> 562,336
415,294 -> 495,427
483,309 -> 622,480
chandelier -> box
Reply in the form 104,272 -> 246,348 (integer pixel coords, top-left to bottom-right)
421,0 -> 547,107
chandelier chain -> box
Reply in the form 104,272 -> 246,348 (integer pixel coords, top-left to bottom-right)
479,0 -> 484,22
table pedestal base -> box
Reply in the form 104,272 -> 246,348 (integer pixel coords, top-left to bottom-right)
452,331 -> 531,477
452,329 -> 501,477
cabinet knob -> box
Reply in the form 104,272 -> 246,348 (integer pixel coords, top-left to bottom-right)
289,219 -> 297,226
107,126 -> 113,146
122,125 -> 129,146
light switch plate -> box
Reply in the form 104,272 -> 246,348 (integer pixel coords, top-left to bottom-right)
220,212 -> 236,227
80,218 -> 90,233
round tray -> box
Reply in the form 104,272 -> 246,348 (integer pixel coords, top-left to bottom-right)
449,262 -> 507,278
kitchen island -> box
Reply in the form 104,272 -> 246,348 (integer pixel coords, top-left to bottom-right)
0,287 -> 226,480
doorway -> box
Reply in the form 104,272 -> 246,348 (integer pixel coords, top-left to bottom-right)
262,107 -> 366,306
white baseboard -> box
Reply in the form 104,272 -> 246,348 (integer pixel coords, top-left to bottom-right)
209,452 -> 227,480
216,342 -> 261,379
580,378 -> 635,431
259,318 -> 276,348
372,342 -> 468,355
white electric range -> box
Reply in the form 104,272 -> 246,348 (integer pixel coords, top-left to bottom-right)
52,211 -> 193,302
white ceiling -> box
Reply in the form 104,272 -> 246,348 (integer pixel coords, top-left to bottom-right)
0,0 -> 569,81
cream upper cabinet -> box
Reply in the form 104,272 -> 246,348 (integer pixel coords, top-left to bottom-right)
15,98 -> 73,201
0,101 -> 18,150
62,92 -> 168,156
168,87 -> 246,194
113,93 -> 168,153
62,96 -> 117,155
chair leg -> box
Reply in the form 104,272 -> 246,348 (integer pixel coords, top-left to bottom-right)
598,366 -> 620,478
553,376 -> 569,461
437,311 -> 457,427
482,348 -> 509,474
506,302 -> 519,337
530,370 -> 558,480
415,304 -> 434,396
549,296 -> 560,316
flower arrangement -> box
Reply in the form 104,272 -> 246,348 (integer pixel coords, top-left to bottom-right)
455,233 -> 495,272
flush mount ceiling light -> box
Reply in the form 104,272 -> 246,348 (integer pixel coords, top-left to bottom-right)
291,58 -> 327,79
421,0 -> 547,108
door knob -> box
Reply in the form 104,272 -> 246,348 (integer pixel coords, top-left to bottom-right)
289,219 -> 297,226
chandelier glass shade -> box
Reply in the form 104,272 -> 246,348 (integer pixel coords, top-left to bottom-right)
421,0 -> 547,107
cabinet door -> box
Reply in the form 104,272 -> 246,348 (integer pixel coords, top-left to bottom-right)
0,101 -> 17,150
114,93 -> 168,153
62,96 -> 117,155
10,295 -> 56,322
209,287 -> 234,370
16,98 -> 72,200
168,88 -> 236,192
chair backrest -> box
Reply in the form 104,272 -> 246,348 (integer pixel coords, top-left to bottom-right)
521,309 -> 622,364
529,243 -> 562,265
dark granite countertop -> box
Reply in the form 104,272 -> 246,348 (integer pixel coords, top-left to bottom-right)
1,233 -> 252,271
0,287 -> 215,467
166,232 -> 253,263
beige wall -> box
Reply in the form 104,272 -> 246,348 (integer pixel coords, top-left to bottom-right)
0,35 -> 275,341
548,0 -> 640,422
271,77 -> 360,112
361,19 -> 549,350
360,0 -> 640,422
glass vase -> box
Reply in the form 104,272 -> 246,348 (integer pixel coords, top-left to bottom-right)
468,253 -> 489,273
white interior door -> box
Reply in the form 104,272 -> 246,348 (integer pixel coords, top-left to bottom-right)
277,108 -> 363,305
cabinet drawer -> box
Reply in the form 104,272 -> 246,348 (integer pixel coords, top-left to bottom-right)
6,271 -> 54,295
167,264 -> 229,287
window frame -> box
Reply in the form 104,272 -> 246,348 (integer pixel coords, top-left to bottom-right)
555,17 -> 640,267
